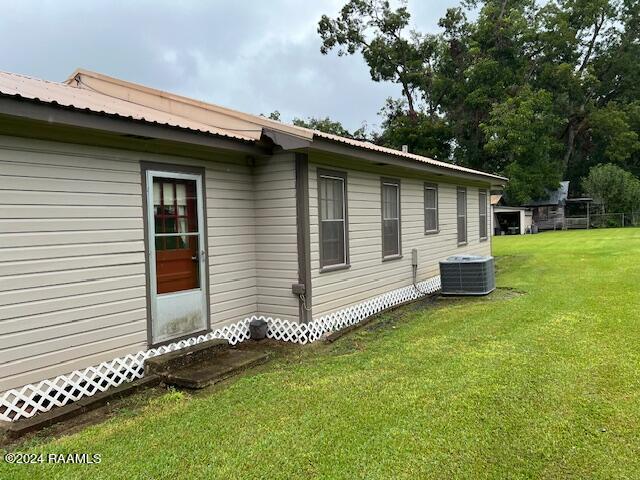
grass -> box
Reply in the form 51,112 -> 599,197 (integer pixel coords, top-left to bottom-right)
2,228 -> 640,479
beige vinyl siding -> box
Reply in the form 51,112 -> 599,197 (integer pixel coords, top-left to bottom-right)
309,158 -> 492,318
205,160 -> 258,322
0,134 -> 259,392
253,153 -> 299,321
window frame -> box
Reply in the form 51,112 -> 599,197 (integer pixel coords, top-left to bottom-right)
479,189 -> 488,241
380,178 -> 402,261
457,186 -> 468,246
424,182 -> 439,235
317,168 -> 350,272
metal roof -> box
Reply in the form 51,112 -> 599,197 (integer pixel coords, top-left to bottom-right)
522,181 -> 570,207
311,131 -> 508,182
0,68 -> 507,182
0,70 -> 255,142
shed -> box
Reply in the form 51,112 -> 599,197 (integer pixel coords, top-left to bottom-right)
491,194 -> 532,235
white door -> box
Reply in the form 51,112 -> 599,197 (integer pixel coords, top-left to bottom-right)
146,170 -> 208,344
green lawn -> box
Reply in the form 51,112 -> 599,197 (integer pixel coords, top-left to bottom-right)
2,228 -> 640,479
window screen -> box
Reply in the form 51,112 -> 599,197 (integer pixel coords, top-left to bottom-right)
382,180 -> 400,257
479,190 -> 488,239
319,173 -> 347,268
424,183 -> 438,233
457,187 -> 467,244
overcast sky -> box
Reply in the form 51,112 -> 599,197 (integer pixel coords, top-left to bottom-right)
0,0 -> 458,132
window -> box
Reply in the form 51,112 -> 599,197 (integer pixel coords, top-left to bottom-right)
479,189 -> 488,240
457,187 -> 467,245
318,170 -> 348,269
381,179 -> 401,258
424,183 -> 439,233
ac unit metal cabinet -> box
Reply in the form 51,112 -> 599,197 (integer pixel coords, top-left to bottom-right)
439,255 -> 495,295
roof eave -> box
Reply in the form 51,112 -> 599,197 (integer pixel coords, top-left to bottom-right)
309,136 -> 508,184
0,94 -> 266,155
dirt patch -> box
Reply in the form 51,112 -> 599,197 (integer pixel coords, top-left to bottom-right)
327,296 -> 440,356
436,287 -> 526,304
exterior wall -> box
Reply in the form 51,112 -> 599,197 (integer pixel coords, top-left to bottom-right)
308,156 -> 492,318
253,153 -> 299,321
532,205 -> 565,230
0,134 -> 261,392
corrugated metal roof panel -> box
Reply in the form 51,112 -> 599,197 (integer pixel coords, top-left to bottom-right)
491,194 -> 503,205
63,70 -> 507,182
0,70 -> 256,142
313,130 -> 508,182
0,68 -> 508,182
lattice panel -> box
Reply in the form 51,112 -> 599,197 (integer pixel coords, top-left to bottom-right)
267,276 -> 441,344
0,276 -> 440,422
0,320 -> 252,422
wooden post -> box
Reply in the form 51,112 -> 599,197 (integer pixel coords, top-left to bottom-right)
586,202 -> 590,229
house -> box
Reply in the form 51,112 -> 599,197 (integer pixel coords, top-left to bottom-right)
521,181 -> 595,230
491,194 -> 532,235
0,69 -> 506,421
522,181 -> 569,230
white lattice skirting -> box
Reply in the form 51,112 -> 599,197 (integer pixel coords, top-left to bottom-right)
0,276 -> 440,422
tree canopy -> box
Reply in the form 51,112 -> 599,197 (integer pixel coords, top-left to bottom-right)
318,0 -> 640,204
583,163 -> 640,213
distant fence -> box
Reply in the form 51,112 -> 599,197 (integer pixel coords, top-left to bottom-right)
564,213 -> 640,229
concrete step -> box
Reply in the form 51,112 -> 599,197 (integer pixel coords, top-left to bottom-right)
161,349 -> 270,389
144,339 -> 270,390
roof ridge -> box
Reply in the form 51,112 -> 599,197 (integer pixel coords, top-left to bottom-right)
68,68 -> 312,140
0,69 -> 68,86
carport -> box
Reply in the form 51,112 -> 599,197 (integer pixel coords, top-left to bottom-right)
493,206 -> 532,235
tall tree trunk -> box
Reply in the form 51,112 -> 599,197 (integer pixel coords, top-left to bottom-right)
562,123 -> 576,173
562,117 -> 588,173
579,12 -> 606,73
400,79 -> 416,118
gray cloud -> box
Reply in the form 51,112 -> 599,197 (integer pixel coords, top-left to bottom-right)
0,0 -> 457,132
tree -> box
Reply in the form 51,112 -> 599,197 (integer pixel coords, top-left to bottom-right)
482,87 -> 564,203
436,0 -> 540,172
582,163 -> 640,213
317,0 -> 640,203
376,98 -> 452,160
318,0 -> 452,158
261,111 -> 361,138
318,0 -> 438,117
262,110 -> 282,121
292,116 -> 354,137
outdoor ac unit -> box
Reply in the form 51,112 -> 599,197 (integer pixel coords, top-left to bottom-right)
439,255 -> 495,295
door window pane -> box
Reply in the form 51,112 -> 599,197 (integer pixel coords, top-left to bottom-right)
152,176 -> 201,293
163,183 -> 175,215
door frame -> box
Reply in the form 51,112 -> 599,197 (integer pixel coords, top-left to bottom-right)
140,161 -> 211,347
